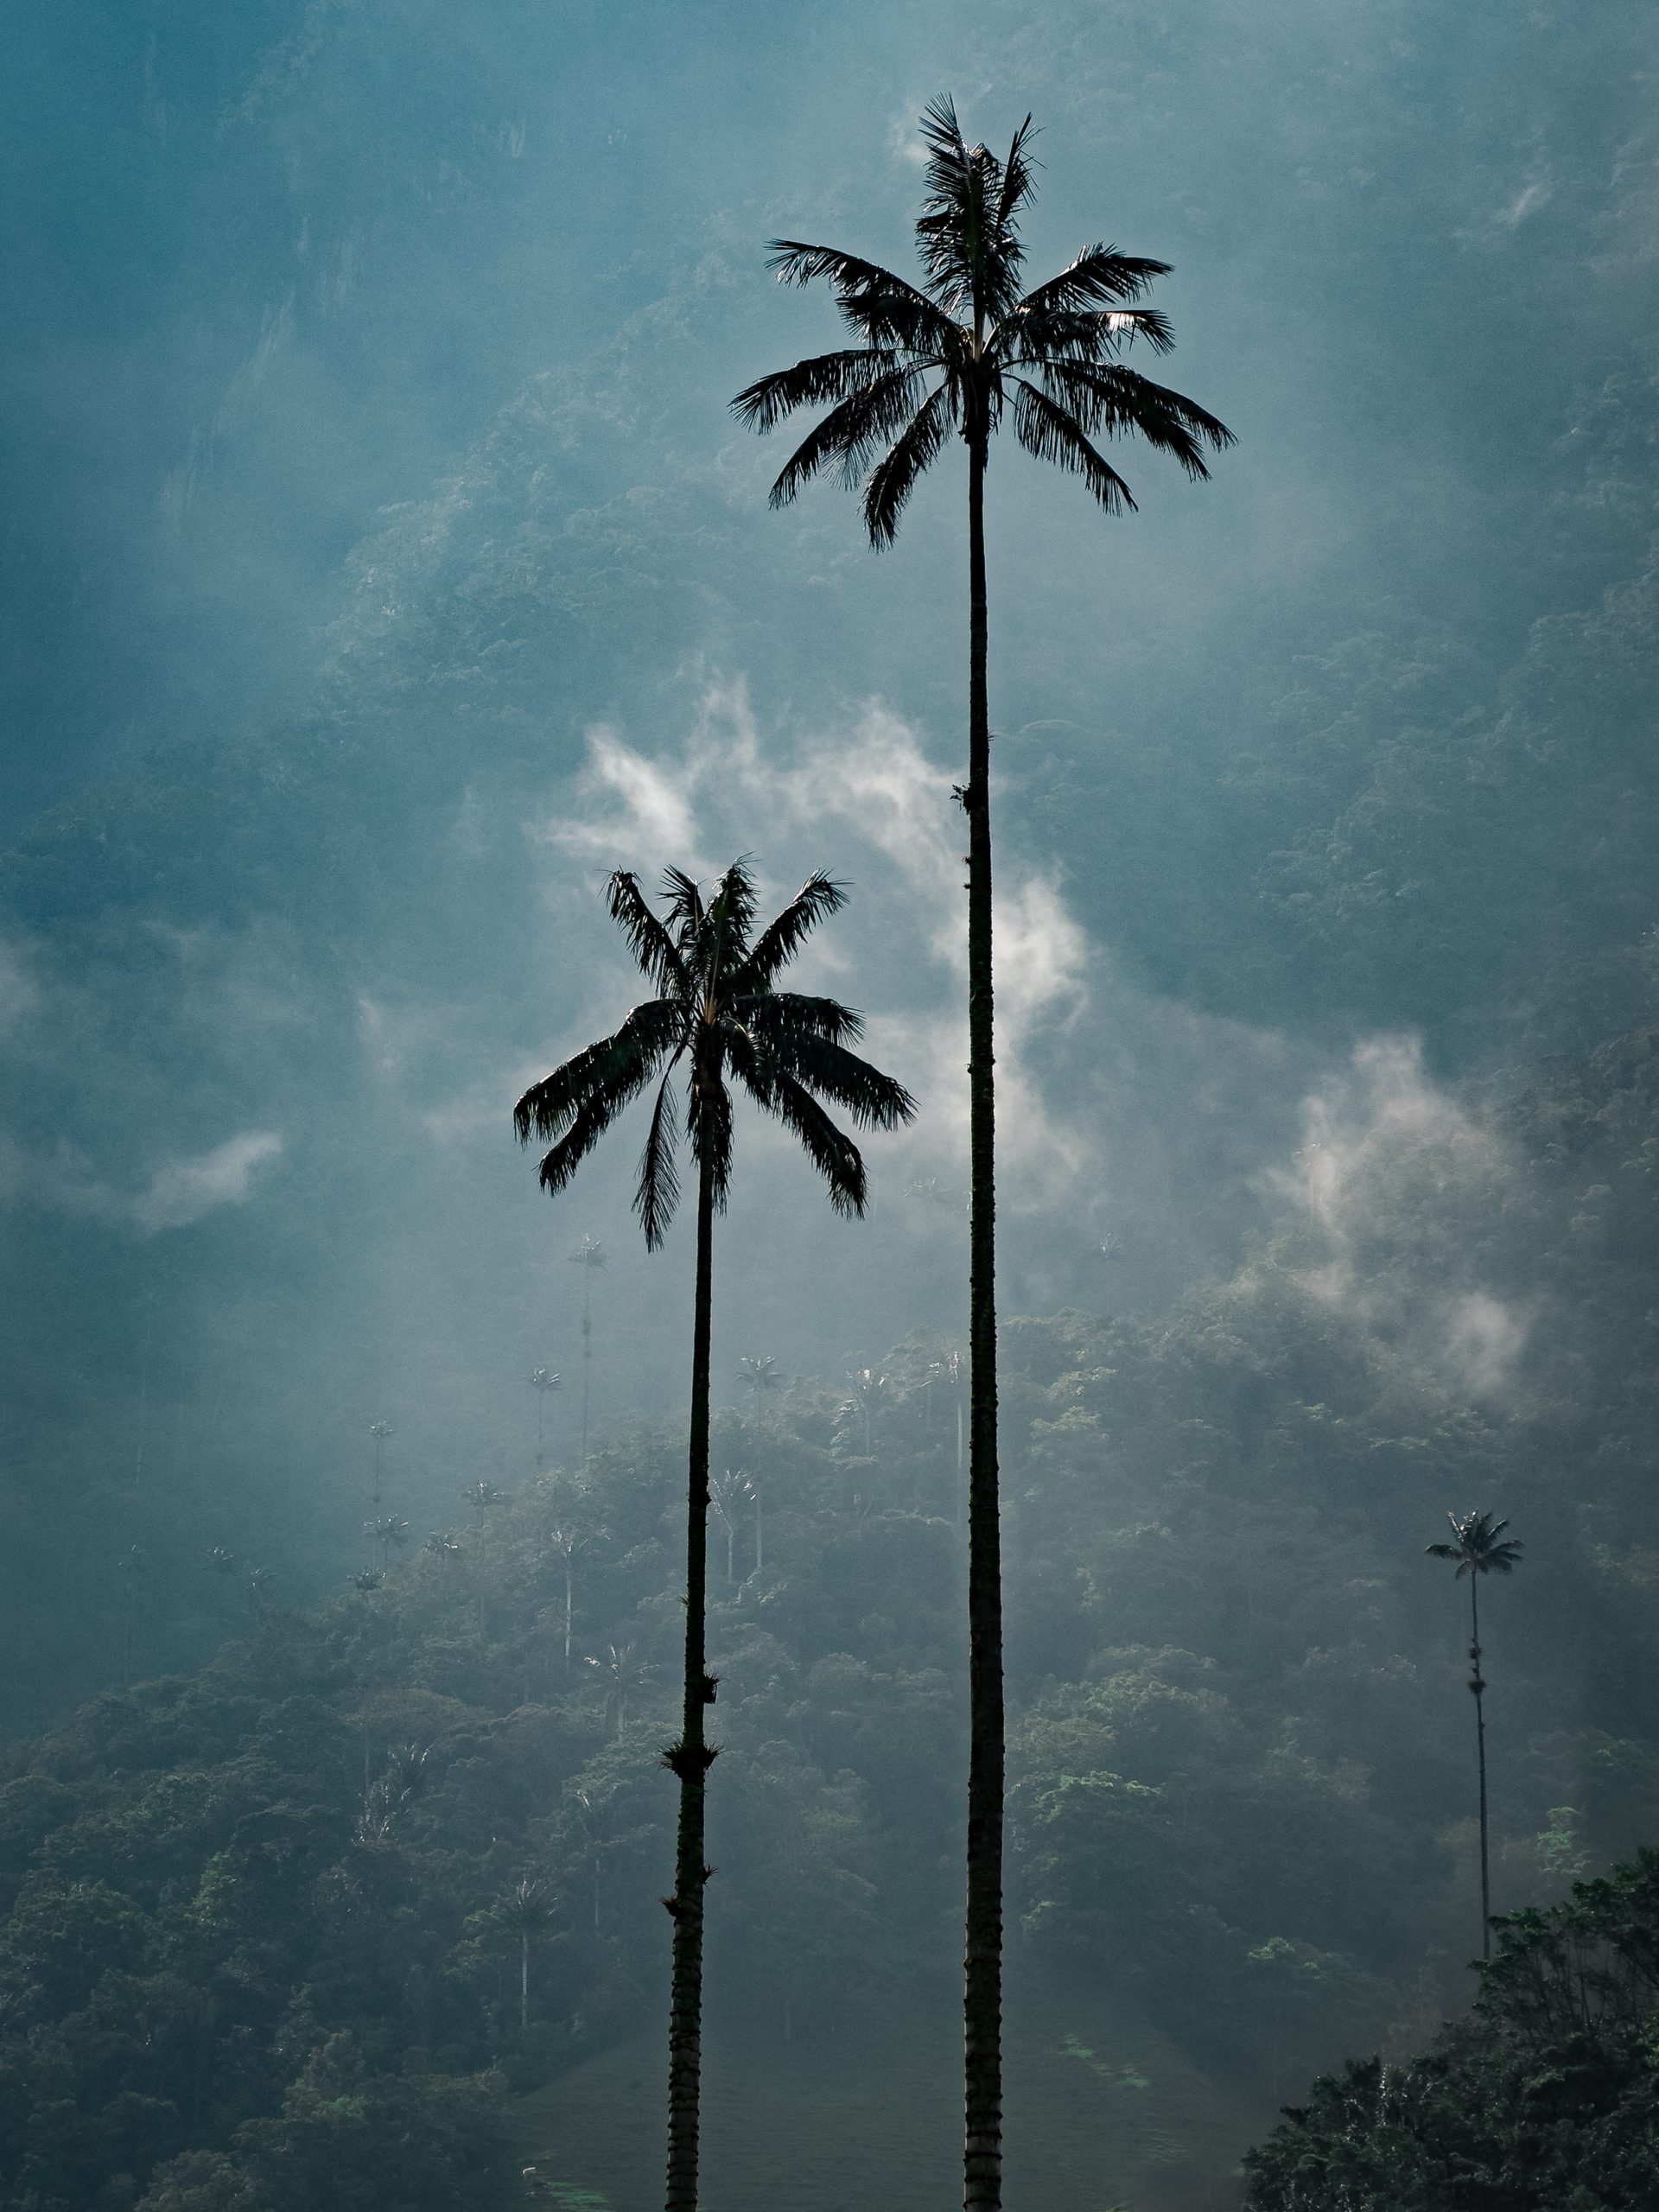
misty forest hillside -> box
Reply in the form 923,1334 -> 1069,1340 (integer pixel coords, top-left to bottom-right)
1,1014 -> 1656,2209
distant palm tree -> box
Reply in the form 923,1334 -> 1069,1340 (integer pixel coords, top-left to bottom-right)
115,1543 -> 149,1688
133,1283 -> 159,1487
495,1878 -> 556,2030
944,1347 -> 966,1526
205,1546 -> 238,1627
739,1356 -> 779,1572
368,1420 -> 394,1509
545,1520 -> 604,1674
739,1469 -> 766,1577
1427,1510 -> 1524,1959
709,1471 -> 747,1585
515,859 -> 914,2212
841,1367 -> 889,1458
463,1480 -> 505,1529
530,1367 -> 562,1469
569,1237 -> 607,1468
584,1641 -> 652,1737
365,1515 -> 410,1573
739,1353 -> 779,1417
734,102 -> 1230,2211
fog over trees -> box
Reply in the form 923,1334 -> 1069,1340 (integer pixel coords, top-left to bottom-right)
2,7 -> 1657,2210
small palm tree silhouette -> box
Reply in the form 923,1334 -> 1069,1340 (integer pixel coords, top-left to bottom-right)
1427,1510 -> 1523,1958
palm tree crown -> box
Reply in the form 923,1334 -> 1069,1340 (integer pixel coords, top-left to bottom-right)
731,96 -> 1233,543
1427,1511 -> 1524,1579
514,860 -> 916,1245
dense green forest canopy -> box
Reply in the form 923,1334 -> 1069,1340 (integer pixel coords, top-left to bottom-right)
1,1011 -> 1655,2208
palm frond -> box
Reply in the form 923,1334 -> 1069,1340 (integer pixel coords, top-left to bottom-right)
992,115 -> 1040,243
739,989 -> 864,1045
755,1031 -> 918,1131
635,1065 -> 684,1249
863,381 -> 956,548
732,872 -> 847,992
536,1095 -> 631,1199
1014,246 -> 1171,321
1002,303 -> 1176,365
730,347 -> 900,434
513,1000 -> 681,1146
765,242 -> 955,352
660,868 -> 705,950
767,1071 -> 869,1216
1009,379 -> 1137,512
707,858 -> 760,979
767,365 -> 937,506
1029,360 -> 1232,476
607,871 -> 689,995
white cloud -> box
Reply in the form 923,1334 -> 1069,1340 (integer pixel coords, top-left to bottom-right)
1272,1036 -> 1533,1399
0,1128 -> 284,1234
132,1131 -> 285,1232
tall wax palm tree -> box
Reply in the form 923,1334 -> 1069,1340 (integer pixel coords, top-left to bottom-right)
546,1517 -> 604,1673
530,1366 -> 562,1469
365,1515 -> 410,1573
739,1468 -> 765,1576
1427,1510 -> 1524,1959
115,1543 -> 149,1688
733,98 -> 1230,2212
464,1479 -> 505,1528
496,1878 -> 556,2031
515,859 -> 914,2212
569,1236 -> 607,1468
709,1470 -> 747,1584
205,1546 -> 238,1628
584,1640 -> 652,1738
368,1420 -> 393,1510
739,1356 -> 779,1569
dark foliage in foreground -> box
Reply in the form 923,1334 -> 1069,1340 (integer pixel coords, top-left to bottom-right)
1243,1849 -> 1659,2209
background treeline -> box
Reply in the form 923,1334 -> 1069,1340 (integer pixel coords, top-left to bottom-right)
0,1015 -> 1656,2209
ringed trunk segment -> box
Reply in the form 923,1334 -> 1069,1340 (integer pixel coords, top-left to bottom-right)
664,1149 -> 717,2212
963,427 -> 1005,2212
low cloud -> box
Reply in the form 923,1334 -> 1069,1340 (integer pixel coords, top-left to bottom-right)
132,1131 -> 286,1231
1,1128 -> 285,1235
1271,1035 -> 1534,1400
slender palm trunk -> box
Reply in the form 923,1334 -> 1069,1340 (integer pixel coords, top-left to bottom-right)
581,1273 -> 594,1467
963,420 -> 1004,2212
1470,1576 -> 1491,1960
665,1148 -> 716,2212
134,1297 -> 154,1486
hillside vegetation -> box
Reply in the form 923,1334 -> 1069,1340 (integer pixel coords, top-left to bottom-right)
0,1026 -> 1656,2209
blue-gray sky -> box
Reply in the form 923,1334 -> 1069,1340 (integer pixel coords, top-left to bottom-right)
3,1 -> 1656,1636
